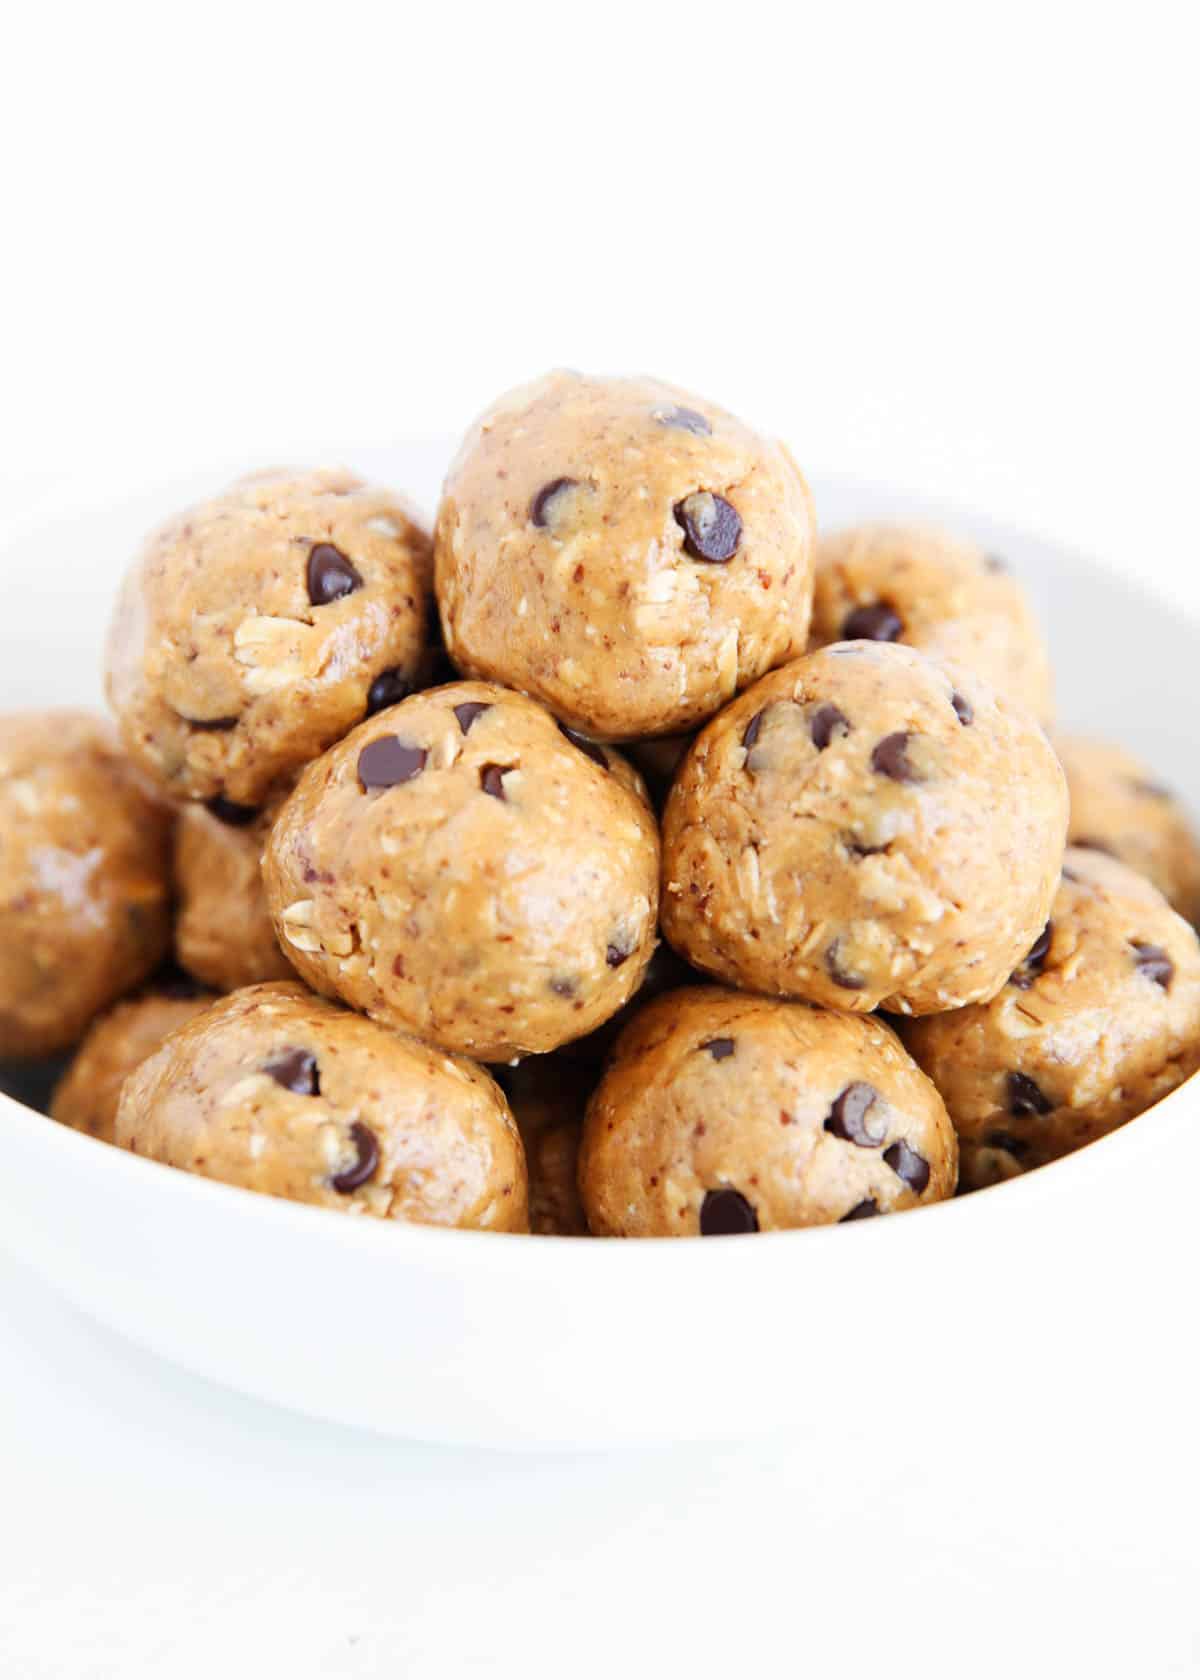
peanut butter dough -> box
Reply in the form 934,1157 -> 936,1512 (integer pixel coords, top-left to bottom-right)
661,643 -> 1068,1014
52,982 -> 217,1143
810,523 -> 1053,723
174,798 -> 294,992
579,987 -> 957,1236
264,682 -> 661,1061
115,983 -> 529,1231
0,711 -> 173,1058
106,468 -> 433,807
902,848 -> 1200,1184
435,372 -> 817,741
1057,735 -> 1200,926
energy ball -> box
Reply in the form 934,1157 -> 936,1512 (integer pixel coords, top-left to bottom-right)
51,981 -> 217,1144
106,468 -> 433,807
0,711 -> 173,1059
579,987 -> 957,1236
115,983 -> 529,1232
1057,734 -> 1200,925
662,643 -> 1068,1015
901,848 -> 1200,1182
264,682 -> 661,1061
810,523 -> 1053,723
174,797 -> 295,992
435,371 -> 816,741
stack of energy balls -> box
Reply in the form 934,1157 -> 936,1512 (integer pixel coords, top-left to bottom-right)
4,372 -> 1200,1238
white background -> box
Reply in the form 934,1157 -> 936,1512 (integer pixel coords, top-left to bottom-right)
2,3 -> 1199,1675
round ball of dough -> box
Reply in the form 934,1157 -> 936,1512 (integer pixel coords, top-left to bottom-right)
435,371 -> 816,741
174,798 -> 294,992
264,682 -> 661,1061
662,642 -> 1068,1015
115,983 -> 529,1231
810,523 -> 1053,722
52,982 -> 217,1143
579,987 -> 957,1236
106,468 -> 433,807
901,848 -> 1200,1180
0,712 -> 173,1058
1057,734 -> 1200,926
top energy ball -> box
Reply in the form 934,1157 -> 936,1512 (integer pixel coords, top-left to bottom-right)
434,372 -> 817,741
106,468 -> 433,807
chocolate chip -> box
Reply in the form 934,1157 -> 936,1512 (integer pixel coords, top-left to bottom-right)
811,703 -> 850,751
826,939 -> 867,992
699,1188 -> 759,1236
842,603 -> 902,642
884,1139 -> 930,1194
951,692 -> 974,726
366,668 -> 413,716
654,405 -> 712,436
871,731 -> 922,784
701,1037 -> 735,1061
557,722 -> 608,770
1132,941 -> 1174,989
1011,921 -> 1053,989
530,477 -> 579,528
358,736 -> 427,790
986,1131 -> 1031,1159
840,1199 -> 879,1223
263,1048 -> 320,1096
606,941 -> 632,968
1061,865 -> 1083,883
307,543 -> 363,605
331,1121 -> 380,1194
984,553 -> 1009,574
824,1081 -> 886,1147
185,715 -> 239,733
549,977 -> 578,998
1007,1071 -> 1052,1117
480,764 -> 508,800
742,710 -> 765,750
453,701 -> 491,735
206,796 -> 260,828
673,492 -> 742,563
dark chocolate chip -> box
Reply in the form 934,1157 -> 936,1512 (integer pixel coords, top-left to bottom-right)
699,1188 -> 759,1235
557,722 -> 608,770
826,939 -> 867,992
742,710 -> 765,750
986,1131 -> 1031,1159
186,715 -> 239,733
654,405 -> 712,436
263,1048 -> 320,1096
842,603 -> 902,642
701,1037 -> 735,1061
307,543 -> 363,605
884,1139 -> 930,1193
530,477 -> 579,528
1061,865 -> 1083,883
206,796 -> 260,828
811,703 -> 850,751
1007,1071 -> 1052,1117
358,736 -> 427,790
549,977 -> 578,998
673,492 -> 742,563
453,701 -> 492,735
824,1081 -> 886,1147
984,553 -> 1009,574
480,764 -> 508,800
331,1121 -> 380,1194
1132,941 -> 1174,989
366,668 -> 413,716
871,731 -> 922,784
840,1198 -> 879,1223
1011,921 -> 1053,989
606,942 -> 632,968
951,692 -> 974,726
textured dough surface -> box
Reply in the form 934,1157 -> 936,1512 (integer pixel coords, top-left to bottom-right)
116,983 -> 528,1230
0,711 -> 173,1058
264,683 -> 661,1060
52,985 -> 217,1143
106,468 -> 433,806
579,987 -> 957,1236
662,642 -> 1068,1014
435,371 -> 816,740
174,800 -> 295,992
810,523 -> 1053,723
902,848 -> 1200,1182
1057,734 -> 1200,926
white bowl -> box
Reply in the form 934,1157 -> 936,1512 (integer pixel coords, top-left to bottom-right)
1,452 -> 1196,1450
